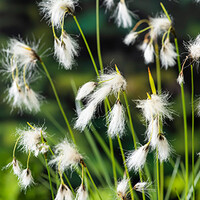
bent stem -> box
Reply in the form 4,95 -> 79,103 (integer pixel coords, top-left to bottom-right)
39,61 -> 76,145
174,37 -> 188,199
191,64 -> 195,200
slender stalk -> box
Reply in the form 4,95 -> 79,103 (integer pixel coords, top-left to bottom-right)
44,155 -> 55,200
96,0 -> 103,73
155,42 -> 161,94
85,167 -> 103,200
40,61 -> 76,145
73,15 -> 99,76
117,135 -> 134,200
156,151 -> 160,200
191,64 -> 195,200
174,37 -> 188,199
160,162 -> 164,200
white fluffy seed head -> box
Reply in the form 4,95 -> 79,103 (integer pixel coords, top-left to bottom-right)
39,0 -> 78,29
185,34 -> 200,61
49,139 -> 82,172
138,39 -> 149,52
117,178 -> 129,198
5,158 -> 22,177
133,182 -> 149,192
160,39 -> 177,69
126,144 -> 149,172
149,15 -> 172,39
103,0 -> 114,10
74,101 -> 97,131
76,82 -> 97,101
55,184 -> 73,200
157,134 -> 170,162
124,31 -> 138,46
19,168 -> 34,190
18,126 -> 48,157
177,73 -> 184,85
54,32 -> 79,70
144,43 -> 154,64
136,93 -> 173,122
76,185 -> 88,200
113,0 -> 133,28
108,101 -> 125,138
5,38 -> 40,68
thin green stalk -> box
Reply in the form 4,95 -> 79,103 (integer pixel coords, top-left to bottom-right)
191,64 -> 195,200
160,162 -> 164,200
40,61 -> 76,145
96,0 -> 103,73
123,91 -> 145,200
85,167 -> 103,200
73,15 -> 99,76
155,42 -> 161,94
174,37 -> 188,199
156,151 -> 160,200
117,135 -> 134,200
44,155 -> 55,200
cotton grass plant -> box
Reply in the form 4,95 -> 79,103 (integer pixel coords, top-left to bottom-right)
2,1 -> 200,200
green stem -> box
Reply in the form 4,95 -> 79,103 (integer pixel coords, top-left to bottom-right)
160,162 -> 164,200
155,42 -> 161,94
85,167 -> 103,200
174,37 -> 188,199
44,155 -> 55,200
96,0 -> 103,73
191,64 -> 195,200
160,3 -> 172,23
156,151 -> 160,200
40,61 -> 76,145
73,15 -> 99,76
117,135 -> 134,200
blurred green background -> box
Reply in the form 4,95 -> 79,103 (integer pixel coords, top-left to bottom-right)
0,0 -> 200,199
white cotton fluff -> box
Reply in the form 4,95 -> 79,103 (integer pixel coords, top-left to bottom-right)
144,43 -> 154,64
76,82 -> 97,101
138,39 -> 149,52
74,101 -> 97,131
6,38 -> 39,68
133,182 -> 149,192
117,178 -> 129,198
126,144 -> 149,172
160,39 -> 177,69
98,71 -> 127,96
39,0 -> 78,29
54,32 -> 79,70
49,139 -> 82,172
75,185 -> 88,200
136,94 -> 173,122
108,101 -> 125,138
149,15 -> 172,39
19,168 -> 34,190
103,0 -> 114,10
177,73 -> 184,85
113,0 -> 133,28
25,87 -> 42,113
123,31 -> 138,46
157,134 -> 170,162
18,127 -> 48,157
55,184 -> 73,200
146,118 -> 159,149
185,34 -> 200,61
5,158 -> 22,177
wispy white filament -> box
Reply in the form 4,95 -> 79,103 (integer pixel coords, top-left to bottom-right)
76,82 -> 97,101
76,185 -> 88,200
113,0 -> 133,28
134,182 -> 149,192
124,31 -> 138,46
108,101 -> 125,138
49,139 -> 82,172
55,184 -> 73,200
127,144 -> 149,172
39,0 -> 78,29
157,134 -> 170,162
117,178 -> 129,198
19,168 -> 34,190
54,32 -> 79,70
160,39 -> 177,69
177,73 -> 184,85
144,43 -> 154,64
103,0 -> 114,10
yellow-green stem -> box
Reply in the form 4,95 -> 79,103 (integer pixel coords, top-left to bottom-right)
174,37 -> 188,199
40,61 -> 76,144
191,64 -> 195,200
155,42 -> 161,94
156,151 -> 160,200
27,150 -> 31,169
73,15 -> 99,76
13,135 -> 22,158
